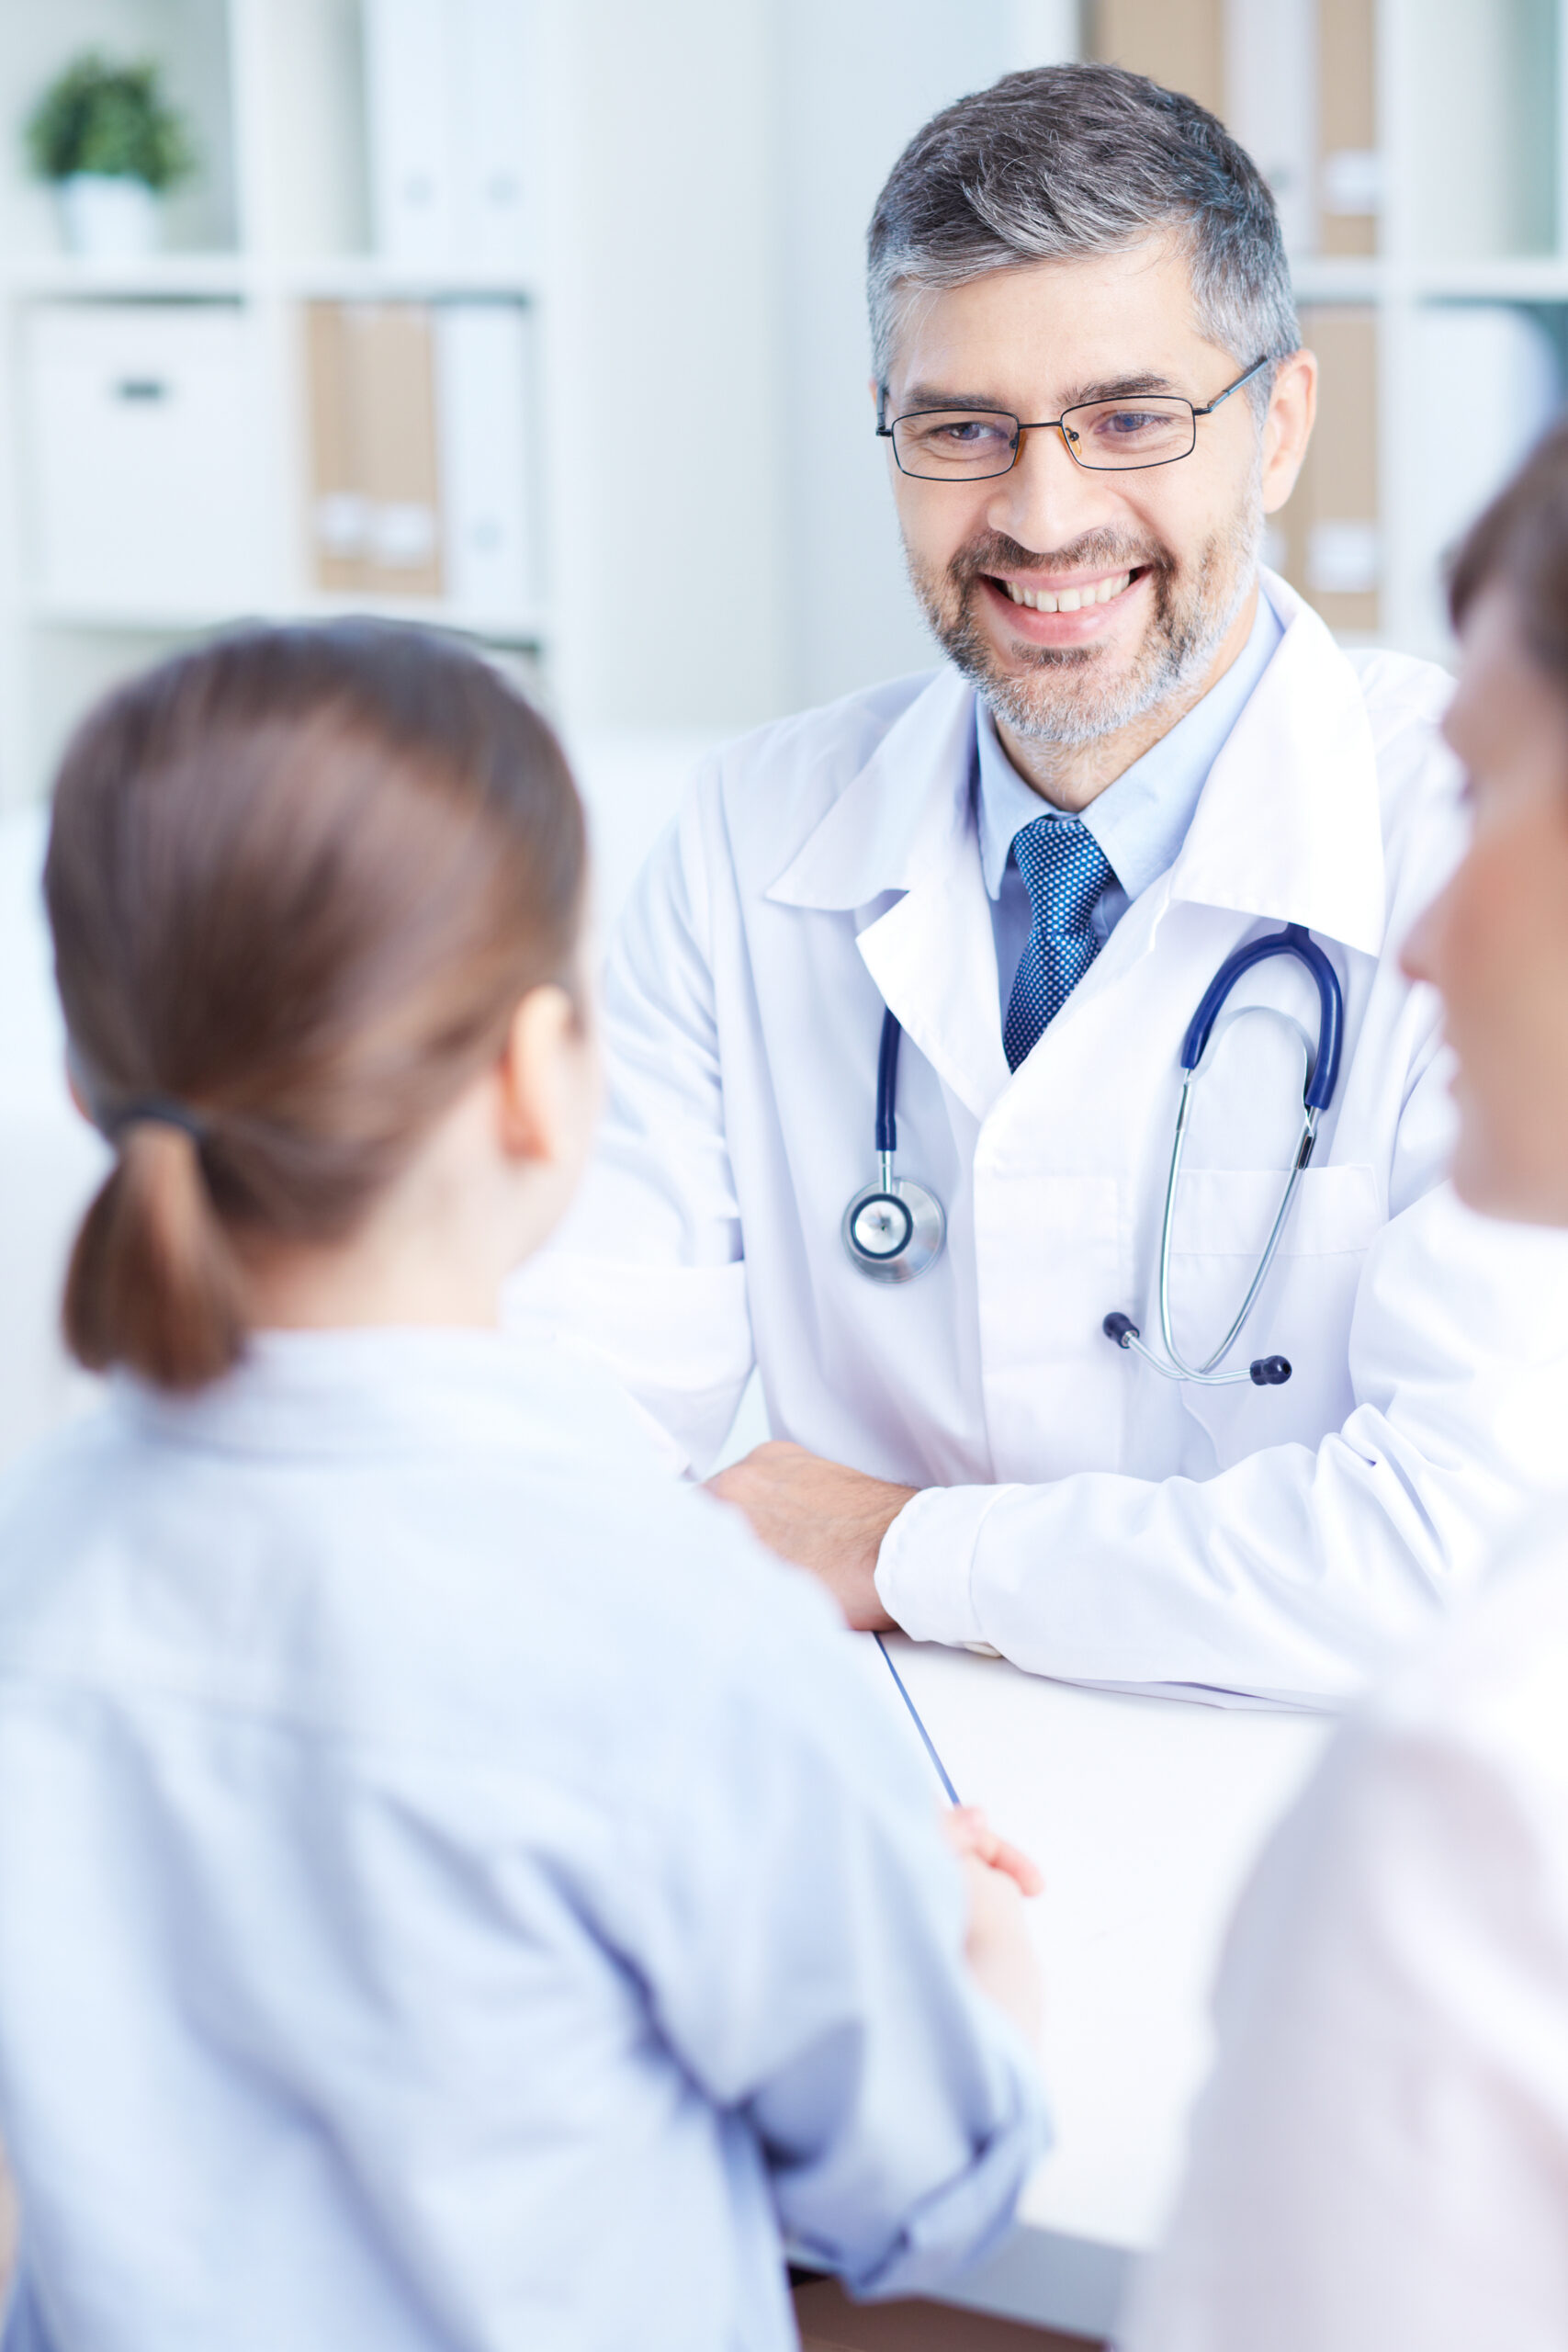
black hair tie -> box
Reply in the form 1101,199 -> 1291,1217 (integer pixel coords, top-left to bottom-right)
106,1097 -> 208,1147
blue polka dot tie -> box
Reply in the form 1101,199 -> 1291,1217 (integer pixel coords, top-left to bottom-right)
1003,817 -> 1115,1072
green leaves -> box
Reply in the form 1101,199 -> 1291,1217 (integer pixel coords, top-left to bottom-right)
26,52 -> 196,193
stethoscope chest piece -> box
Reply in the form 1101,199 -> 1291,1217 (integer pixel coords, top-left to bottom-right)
843,1006 -> 947,1283
842,1176 -> 945,1283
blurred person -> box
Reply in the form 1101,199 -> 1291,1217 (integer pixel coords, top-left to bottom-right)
510,63 -> 1568,1707
0,625 -> 1045,2352
1118,421 -> 1568,2349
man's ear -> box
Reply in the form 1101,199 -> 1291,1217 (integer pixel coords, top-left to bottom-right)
1260,347 -> 1317,514
496,983 -> 578,1164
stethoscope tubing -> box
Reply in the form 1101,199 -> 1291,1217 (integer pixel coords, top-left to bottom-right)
1153,1084 -> 1319,1381
1181,922 -> 1343,1107
1114,922 -> 1345,1386
847,924 -> 1347,1380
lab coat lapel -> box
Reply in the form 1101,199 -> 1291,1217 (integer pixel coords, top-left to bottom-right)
767,668 -> 1010,1122
984,577 -> 1392,1166
1167,575 -> 1388,955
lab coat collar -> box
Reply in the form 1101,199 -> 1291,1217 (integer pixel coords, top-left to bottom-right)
766,664 -> 975,915
766,667 -> 1010,1120
1165,571 -> 1387,957
761,573 -> 1390,1121
765,575 -> 1386,956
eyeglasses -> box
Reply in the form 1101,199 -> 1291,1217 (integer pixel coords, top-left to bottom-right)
877,355 -> 1270,481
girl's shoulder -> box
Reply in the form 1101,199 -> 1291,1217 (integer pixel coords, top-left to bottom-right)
0,1349 -> 869,1808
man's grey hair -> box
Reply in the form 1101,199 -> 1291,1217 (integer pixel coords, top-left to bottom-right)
868,63 -> 1300,416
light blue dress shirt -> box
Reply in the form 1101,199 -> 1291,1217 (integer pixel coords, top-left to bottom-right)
976,590 -> 1285,1017
0,1330 -> 1045,2352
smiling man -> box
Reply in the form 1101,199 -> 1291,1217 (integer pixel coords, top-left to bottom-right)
512,64 -> 1568,1705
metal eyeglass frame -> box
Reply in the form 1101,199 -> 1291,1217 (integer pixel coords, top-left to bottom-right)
876,353 -> 1271,480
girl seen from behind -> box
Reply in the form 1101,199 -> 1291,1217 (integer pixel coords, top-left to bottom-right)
0,625 -> 1045,2352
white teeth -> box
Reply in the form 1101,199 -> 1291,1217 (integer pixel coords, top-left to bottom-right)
1004,570 -> 1132,614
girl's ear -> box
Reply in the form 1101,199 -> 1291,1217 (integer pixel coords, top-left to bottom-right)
496,983 -> 585,1165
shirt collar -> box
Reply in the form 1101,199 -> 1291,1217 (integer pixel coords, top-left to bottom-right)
974,588 -> 1284,902
118,1327 -> 649,1463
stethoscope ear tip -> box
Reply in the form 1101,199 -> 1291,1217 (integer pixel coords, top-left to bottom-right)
1248,1355 -> 1292,1386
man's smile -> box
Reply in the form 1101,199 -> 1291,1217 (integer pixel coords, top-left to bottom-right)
977,563 -> 1149,645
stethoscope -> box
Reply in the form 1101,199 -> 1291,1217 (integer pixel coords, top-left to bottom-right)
841,1007 -> 947,1282
842,922 -> 1346,1389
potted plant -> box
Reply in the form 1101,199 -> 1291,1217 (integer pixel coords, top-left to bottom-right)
26,52 -> 196,259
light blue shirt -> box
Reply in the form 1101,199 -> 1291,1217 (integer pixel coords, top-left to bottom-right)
0,1330 -> 1044,2352
976,590 -> 1285,1016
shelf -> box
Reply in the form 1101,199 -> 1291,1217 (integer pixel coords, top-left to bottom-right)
274,258 -> 538,302
1290,254 -> 1568,306
1408,256 -> 1568,300
1,252 -> 249,300
1289,255 -> 1385,304
28,595 -> 549,647
1,252 -> 538,305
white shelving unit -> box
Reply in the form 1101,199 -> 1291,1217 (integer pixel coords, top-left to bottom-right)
8,0 -> 1568,808
1275,0 -> 1568,661
1093,0 -> 1568,661
0,0 -> 554,804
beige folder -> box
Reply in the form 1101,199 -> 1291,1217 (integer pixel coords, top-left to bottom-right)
1090,0 -> 1381,260
304,301 -> 444,600
1318,0 -> 1378,256
1277,304 -> 1380,635
1089,0 -> 1225,119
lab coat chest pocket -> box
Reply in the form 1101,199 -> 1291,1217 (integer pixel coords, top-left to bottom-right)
1167,1163 -> 1382,1461
976,1169 -> 1124,1478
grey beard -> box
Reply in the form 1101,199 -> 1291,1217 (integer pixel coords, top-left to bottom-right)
911,502 -> 1262,749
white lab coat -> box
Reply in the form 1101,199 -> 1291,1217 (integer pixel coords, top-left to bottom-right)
1119,1498 -> 1568,2352
511,575 -> 1568,1704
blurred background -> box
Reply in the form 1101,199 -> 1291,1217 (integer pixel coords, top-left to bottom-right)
1,0 -> 1565,1458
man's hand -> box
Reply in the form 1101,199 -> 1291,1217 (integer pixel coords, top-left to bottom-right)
705,1440 -> 917,1629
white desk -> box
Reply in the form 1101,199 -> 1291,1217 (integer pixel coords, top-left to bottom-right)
876,1636 -> 1333,2340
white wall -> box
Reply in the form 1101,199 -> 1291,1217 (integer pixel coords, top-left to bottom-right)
538,0 -> 790,735
544,0 -> 1080,737
773,0 -> 1078,713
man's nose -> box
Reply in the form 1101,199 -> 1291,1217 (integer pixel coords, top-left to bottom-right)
984,423 -> 1117,556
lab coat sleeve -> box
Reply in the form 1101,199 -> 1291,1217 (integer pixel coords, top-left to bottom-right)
504,782 -> 755,1475
1118,1664 -> 1568,2351
623,1562 -> 1049,2300
876,1037 -> 1568,1705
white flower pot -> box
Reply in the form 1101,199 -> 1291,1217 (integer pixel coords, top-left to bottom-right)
55,175 -> 161,260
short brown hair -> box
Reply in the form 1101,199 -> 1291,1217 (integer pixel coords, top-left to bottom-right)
1450,415 -> 1568,680
47,621 -> 586,1391
867,63 -> 1299,408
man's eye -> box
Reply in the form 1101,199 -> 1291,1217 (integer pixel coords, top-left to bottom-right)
931,419 -> 1008,446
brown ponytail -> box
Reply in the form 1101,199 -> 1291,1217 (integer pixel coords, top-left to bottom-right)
65,1124 -> 247,1389
48,621 -> 586,1392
